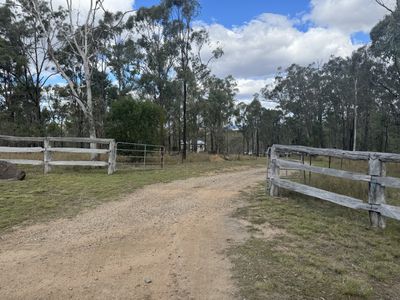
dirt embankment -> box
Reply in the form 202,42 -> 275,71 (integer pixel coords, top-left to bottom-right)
0,168 -> 264,299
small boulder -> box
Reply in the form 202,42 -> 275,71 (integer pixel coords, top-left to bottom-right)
0,161 -> 26,181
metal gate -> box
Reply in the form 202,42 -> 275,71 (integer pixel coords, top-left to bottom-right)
116,142 -> 165,170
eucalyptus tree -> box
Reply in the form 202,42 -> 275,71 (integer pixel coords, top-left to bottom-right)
0,3 -> 26,132
350,47 -> 378,151
370,1 -> 400,151
235,96 -> 279,156
160,0 -> 199,159
246,96 -> 264,156
21,0 -> 131,144
133,4 -> 177,108
234,101 -> 251,153
258,108 -> 283,149
371,2 -> 400,119
132,0 -> 222,157
265,63 -> 326,147
202,75 -> 236,153
131,4 -> 180,150
0,0 -> 57,134
161,0 -> 224,158
318,57 -> 354,149
104,13 -> 140,97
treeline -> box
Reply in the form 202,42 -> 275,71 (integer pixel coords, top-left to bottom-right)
261,2 -> 400,152
0,0 -> 246,157
2,0 -> 400,156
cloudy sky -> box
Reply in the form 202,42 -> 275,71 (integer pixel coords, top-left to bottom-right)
136,0 -> 394,103
49,0 -> 395,103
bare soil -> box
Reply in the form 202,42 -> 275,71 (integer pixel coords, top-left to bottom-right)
0,168 -> 264,299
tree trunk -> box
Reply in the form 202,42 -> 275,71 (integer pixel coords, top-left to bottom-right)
353,78 -> 358,151
182,79 -> 187,161
363,110 -> 370,151
177,114 -> 181,152
168,121 -> 172,153
384,123 -> 389,152
204,128 -> 207,152
242,134 -> 245,154
86,77 -> 98,160
256,128 -> 260,157
210,131 -> 214,153
226,130 -> 229,155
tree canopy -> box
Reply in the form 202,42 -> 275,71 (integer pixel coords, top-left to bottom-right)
1,0 -> 400,155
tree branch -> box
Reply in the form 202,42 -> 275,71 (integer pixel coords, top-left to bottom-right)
375,0 -> 394,13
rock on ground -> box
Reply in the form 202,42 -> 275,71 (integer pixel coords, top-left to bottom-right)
0,161 -> 25,180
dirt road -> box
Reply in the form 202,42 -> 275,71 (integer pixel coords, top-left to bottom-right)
0,168 -> 264,299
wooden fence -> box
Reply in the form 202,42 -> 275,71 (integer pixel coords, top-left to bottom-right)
267,145 -> 400,229
0,135 -> 117,175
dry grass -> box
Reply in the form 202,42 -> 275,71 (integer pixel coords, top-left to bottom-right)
0,157 -> 265,233
229,156 -> 400,299
303,157 -> 400,205
230,184 -> 400,299
163,152 -> 261,164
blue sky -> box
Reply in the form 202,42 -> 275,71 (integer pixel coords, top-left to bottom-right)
137,0 -> 312,28
135,0 -> 372,44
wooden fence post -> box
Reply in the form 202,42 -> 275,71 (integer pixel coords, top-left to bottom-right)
43,138 -> 51,174
113,141 -> 117,173
108,140 -> 116,175
285,153 -> 289,177
161,146 -> 165,169
269,146 -> 280,197
265,147 -> 271,194
144,144 -> 147,168
368,155 -> 386,228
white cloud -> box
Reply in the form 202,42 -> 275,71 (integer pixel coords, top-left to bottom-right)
51,0 -> 135,22
235,78 -> 274,102
235,77 -> 277,109
52,0 -> 135,13
199,1 -> 399,103
98,0 -> 135,13
203,13 -> 359,101
206,13 -> 357,79
308,0 -> 395,33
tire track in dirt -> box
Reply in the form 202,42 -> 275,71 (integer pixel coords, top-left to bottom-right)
0,168 -> 265,299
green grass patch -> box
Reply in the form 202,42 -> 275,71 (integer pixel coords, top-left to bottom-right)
0,158 -> 265,232
230,185 -> 400,299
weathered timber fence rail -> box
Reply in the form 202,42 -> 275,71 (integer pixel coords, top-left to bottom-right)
267,144 -> 400,228
0,135 -> 117,175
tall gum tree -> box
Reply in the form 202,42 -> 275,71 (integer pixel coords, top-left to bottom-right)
163,0 -> 222,159
0,1 -> 57,135
22,0 -> 131,146
165,0 -> 199,160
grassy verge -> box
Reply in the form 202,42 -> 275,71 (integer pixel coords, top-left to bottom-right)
230,184 -> 400,300
0,158 -> 265,232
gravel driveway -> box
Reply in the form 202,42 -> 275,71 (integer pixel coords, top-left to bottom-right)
0,168 -> 264,299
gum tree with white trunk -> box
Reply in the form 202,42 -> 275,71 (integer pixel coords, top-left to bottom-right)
21,0 -> 131,151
